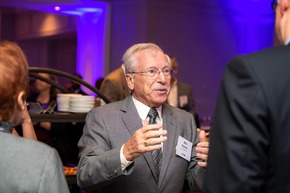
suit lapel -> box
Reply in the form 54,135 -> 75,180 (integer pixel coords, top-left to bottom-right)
120,96 -> 142,136
158,105 -> 177,188
120,96 -> 158,181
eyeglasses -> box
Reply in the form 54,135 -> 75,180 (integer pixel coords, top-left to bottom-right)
271,0 -> 278,11
127,68 -> 174,79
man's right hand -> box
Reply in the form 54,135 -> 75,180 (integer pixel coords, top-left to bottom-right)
123,120 -> 167,161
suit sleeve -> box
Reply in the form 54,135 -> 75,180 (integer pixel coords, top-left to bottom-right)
38,148 -> 70,193
77,109 -> 125,191
186,113 -> 206,191
204,56 -> 270,193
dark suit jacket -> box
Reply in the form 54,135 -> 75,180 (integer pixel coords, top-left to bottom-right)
77,95 -> 206,193
205,45 -> 290,193
0,132 -> 69,193
100,66 -> 129,102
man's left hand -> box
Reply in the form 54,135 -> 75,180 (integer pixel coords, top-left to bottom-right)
196,130 -> 209,167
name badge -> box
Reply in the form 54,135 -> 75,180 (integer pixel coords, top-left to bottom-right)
176,136 -> 192,161
179,95 -> 188,107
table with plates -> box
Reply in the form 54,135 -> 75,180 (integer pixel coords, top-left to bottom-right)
57,94 -> 95,113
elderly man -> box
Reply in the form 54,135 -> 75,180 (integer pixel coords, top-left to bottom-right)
77,43 -> 208,193
205,0 -> 290,193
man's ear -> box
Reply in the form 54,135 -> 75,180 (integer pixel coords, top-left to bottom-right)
17,91 -> 25,110
280,0 -> 290,42
126,74 -> 134,91
280,0 -> 289,16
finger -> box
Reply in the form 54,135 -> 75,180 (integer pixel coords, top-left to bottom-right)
142,120 -> 162,128
134,123 -> 159,139
146,124 -> 163,131
198,129 -> 206,142
141,120 -> 160,133
196,147 -> 209,155
197,153 -> 208,161
144,129 -> 167,139
196,141 -> 209,147
142,126 -> 165,140
144,142 -> 162,151
145,135 -> 167,146
197,161 -> 207,167
143,119 -> 149,126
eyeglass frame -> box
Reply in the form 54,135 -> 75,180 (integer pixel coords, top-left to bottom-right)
127,68 -> 175,79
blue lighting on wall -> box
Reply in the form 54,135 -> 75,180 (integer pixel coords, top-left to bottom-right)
51,2 -> 109,95
0,0 -> 109,95
54,5 -> 103,16
0,0 -> 276,96
224,0 -> 275,54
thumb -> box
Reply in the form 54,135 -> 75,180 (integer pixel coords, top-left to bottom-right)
143,119 -> 149,126
198,129 -> 206,142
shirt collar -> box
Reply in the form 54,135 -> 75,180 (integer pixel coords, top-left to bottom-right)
132,95 -> 162,121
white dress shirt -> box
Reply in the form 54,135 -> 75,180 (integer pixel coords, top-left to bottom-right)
120,95 -> 163,170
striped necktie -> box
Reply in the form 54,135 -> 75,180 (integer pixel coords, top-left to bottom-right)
148,108 -> 162,179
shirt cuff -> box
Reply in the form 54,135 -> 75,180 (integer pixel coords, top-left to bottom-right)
120,144 -> 133,171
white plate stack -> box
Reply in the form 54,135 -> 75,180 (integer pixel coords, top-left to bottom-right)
57,94 -> 81,112
69,95 -> 95,113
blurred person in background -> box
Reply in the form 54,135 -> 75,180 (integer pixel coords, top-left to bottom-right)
27,73 -> 73,165
66,73 -> 87,95
94,77 -> 105,106
100,64 -> 130,102
0,40 -> 69,193
166,55 -> 200,128
27,73 -> 57,146
95,77 -> 104,90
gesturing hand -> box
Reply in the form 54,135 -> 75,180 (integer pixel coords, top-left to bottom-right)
123,120 -> 167,161
196,129 -> 209,167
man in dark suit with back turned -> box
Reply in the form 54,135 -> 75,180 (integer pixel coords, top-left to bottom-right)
205,0 -> 290,193
77,43 -> 209,193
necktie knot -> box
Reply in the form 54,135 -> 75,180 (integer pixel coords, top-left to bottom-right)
148,108 -> 158,124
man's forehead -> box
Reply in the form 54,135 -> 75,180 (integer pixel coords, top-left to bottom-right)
144,62 -> 170,69
138,55 -> 169,68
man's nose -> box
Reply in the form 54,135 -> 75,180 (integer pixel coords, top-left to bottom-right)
156,71 -> 167,82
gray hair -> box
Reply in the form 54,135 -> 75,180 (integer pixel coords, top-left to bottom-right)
122,43 -> 165,73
